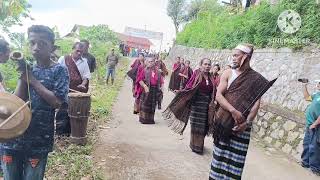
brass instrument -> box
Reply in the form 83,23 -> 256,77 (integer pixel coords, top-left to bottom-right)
9,51 -> 32,72
10,51 -> 24,61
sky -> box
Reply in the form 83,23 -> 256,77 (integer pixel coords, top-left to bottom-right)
7,0 -> 177,51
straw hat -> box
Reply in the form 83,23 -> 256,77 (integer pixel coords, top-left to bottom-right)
0,92 -> 31,142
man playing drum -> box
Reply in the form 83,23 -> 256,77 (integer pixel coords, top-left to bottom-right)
0,25 -> 69,180
56,42 -> 91,136
58,42 -> 91,93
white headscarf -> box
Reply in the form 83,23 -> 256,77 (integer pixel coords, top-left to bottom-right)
235,44 -> 253,54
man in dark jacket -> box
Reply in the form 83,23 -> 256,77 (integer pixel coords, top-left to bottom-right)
81,40 -> 96,73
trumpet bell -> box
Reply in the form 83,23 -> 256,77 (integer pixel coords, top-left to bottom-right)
10,51 -> 24,61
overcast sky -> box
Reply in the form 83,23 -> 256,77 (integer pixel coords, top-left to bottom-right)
8,0 -> 176,51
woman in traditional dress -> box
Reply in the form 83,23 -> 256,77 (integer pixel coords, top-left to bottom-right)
168,57 -> 181,92
127,53 -> 145,96
211,63 -> 221,86
164,58 -> 216,154
155,54 -> 169,77
127,53 -> 145,114
179,60 -> 193,90
136,58 -> 164,124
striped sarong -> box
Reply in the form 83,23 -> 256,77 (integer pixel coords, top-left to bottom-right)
209,128 -> 251,180
189,92 -> 210,153
139,86 -> 157,124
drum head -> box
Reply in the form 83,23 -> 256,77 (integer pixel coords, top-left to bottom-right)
68,92 -> 91,97
0,92 -> 31,142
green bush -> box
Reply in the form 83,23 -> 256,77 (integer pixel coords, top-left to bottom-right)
0,61 -> 19,92
176,0 -> 320,49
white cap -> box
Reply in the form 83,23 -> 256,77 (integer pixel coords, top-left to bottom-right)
235,44 -> 252,54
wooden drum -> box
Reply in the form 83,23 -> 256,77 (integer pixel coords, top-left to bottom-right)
68,92 -> 91,145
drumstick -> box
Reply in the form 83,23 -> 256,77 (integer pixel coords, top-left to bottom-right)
0,101 -> 30,129
69,88 -> 82,93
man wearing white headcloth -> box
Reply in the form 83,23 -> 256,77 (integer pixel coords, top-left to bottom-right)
209,43 -> 269,180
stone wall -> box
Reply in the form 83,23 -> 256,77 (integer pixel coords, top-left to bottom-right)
166,45 -> 320,160
167,45 -> 320,113
254,104 -> 305,161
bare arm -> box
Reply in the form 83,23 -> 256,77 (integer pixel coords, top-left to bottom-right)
178,73 -> 188,78
216,70 -> 245,124
139,80 -> 149,92
303,84 -> 311,100
14,79 -> 28,101
216,70 -> 236,112
139,81 -> 147,88
81,79 -> 89,86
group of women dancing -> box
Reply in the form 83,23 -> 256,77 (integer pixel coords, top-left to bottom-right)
127,54 -> 225,155
126,53 -> 168,124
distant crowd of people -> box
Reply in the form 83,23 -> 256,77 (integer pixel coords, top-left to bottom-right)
118,41 -> 168,59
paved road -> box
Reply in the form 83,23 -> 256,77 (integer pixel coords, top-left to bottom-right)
93,65 -> 318,180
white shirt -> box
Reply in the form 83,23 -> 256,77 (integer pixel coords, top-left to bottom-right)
227,69 -> 239,89
58,56 -> 91,80
0,82 -> 5,92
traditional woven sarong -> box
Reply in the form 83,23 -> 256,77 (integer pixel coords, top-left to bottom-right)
189,92 -> 210,153
139,86 -> 157,124
168,64 -> 181,91
209,127 -> 251,180
163,71 -> 216,135
179,67 -> 193,90
133,98 -> 140,114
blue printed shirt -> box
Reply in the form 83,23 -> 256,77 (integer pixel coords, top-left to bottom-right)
1,63 -> 69,154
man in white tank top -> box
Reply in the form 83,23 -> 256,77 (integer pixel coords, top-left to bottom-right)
209,43 -> 267,180
217,43 -> 261,129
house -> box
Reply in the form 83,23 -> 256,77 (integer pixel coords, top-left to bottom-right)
116,33 -> 153,50
63,24 -> 88,38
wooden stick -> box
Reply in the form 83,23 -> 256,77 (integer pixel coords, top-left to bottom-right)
69,88 -> 82,93
0,101 -> 30,129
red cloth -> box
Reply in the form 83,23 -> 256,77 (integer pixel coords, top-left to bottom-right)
150,71 -> 158,86
199,77 -> 213,94
212,74 -> 220,86
134,65 -> 145,98
185,69 -> 200,89
134,66 -> 163,99
173,63 -> 180,71
64,55 -> 88,93
131,59 -> 140,68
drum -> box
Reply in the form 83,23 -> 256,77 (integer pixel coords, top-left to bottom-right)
68,92 -> 91,145
0,92 -> 31,142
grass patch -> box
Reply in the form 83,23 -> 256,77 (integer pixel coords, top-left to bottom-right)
45,58 -> 129,180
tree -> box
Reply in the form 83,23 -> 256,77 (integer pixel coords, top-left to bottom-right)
8,32 -> 26,49
167,0 -> 187,35
0,0 -> 32,33
79,25 -> 119,80
184,0 -> 204,21
79,25 -> 119,45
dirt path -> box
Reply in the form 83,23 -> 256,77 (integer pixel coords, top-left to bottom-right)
93,64 -> 318,180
